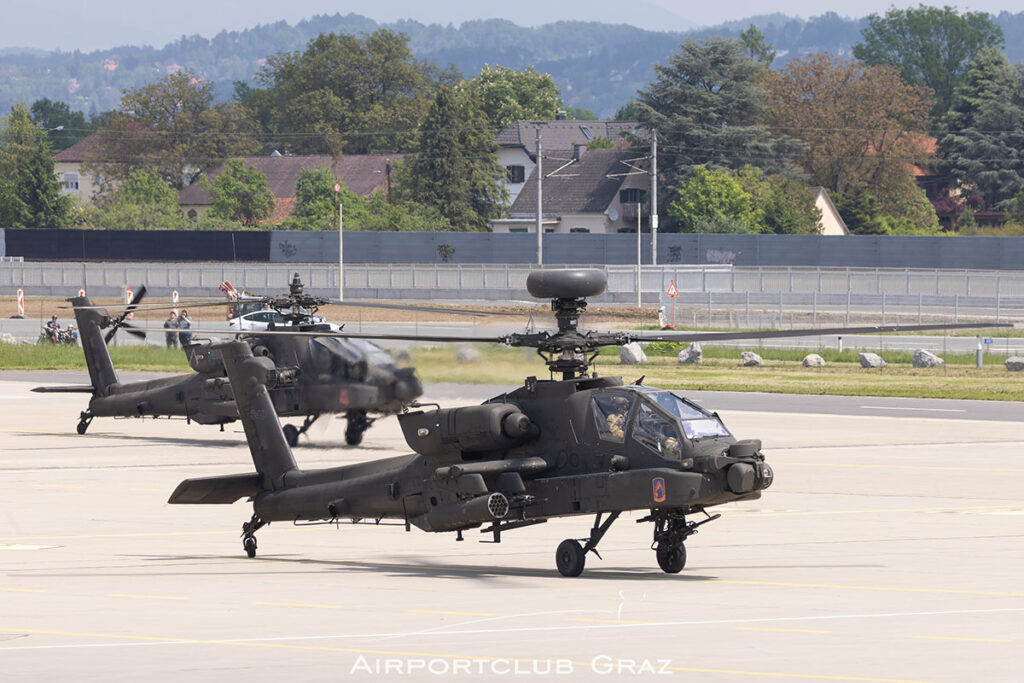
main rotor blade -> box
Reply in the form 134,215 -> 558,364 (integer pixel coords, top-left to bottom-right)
627,321 -> 1013,344
178,327 -> 506,344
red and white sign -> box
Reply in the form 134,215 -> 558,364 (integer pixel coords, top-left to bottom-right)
16,289 -> 24,317
78,289 -> 85,297
333,182 -> 342,193
125,286 -> 134,318
172,290 -> 179,315
666,280 -> 679,297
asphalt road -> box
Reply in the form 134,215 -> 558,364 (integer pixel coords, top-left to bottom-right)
1,376 -> 1022,682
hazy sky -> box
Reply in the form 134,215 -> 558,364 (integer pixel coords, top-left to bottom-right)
2,1 -> 1018,52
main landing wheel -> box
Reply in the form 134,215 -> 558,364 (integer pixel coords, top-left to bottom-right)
282,424 -> 299,447
556,539 -> 586,577
345,411 -> 369,446
656,543 -> 686,574
76,421 -> 89,435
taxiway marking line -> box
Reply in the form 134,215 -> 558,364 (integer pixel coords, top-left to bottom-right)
915,636 -> 1012,643
0,627 -> 935,682
0,530 -> 228,542
570,618 -> 655,625
738,627 -> 832,634
31,484 -> 84,489
773,462 -> 1024,473
859,406 -> 967,413
258,602 -> 344,609
0,588 -> 43,593
410,610 -> 497,617
109,594 -> 187,601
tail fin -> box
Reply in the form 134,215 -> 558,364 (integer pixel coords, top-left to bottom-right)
70,296 -> 118,394
217,341 -> 297,490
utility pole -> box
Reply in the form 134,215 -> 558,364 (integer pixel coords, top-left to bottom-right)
536,129 -> 543,266
334,182 -> 344,300
636,202 -> 642,307
650,128 -> 658,266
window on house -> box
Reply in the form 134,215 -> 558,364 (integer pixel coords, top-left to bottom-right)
544,228 -> 555,233
619,188 -> 647,204
570,227 -> 590,233
506,165 -> 525,183
509,227 -> 528,233
61,172 -> 80,193
579,125 -> 594,141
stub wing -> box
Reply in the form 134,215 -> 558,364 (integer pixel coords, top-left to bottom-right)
168,472 -> 262,504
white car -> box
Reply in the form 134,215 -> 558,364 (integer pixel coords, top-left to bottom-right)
227,309 -> 341,332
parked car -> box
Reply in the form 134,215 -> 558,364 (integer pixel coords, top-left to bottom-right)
227,308 -> 341,332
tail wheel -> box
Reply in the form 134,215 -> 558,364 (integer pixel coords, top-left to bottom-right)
656,543 -> 686,574
282,424 -> 299,447
243,536 -> 257,558
556,539 -> 586,577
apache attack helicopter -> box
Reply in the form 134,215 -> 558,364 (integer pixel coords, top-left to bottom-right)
32,275 -> 483,446
167,269 -> 1008,576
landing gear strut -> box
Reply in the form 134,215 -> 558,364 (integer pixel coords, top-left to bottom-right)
345,410 -> 370,446
76,412 -> 93,435
241,513 -> 266,558
641,509 -> 720,574
283,413 -> 320,447
555,511 -> 620,577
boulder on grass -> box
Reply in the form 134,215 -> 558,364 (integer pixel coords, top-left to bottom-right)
620,342 -> 647,365
456,347 -> 481,363
740,351 -> 763,367
677,343 -> 702,365
1005,356 -> 1024,372
802,353 -> 826,368
912,349 -> 944,368
859,352 -> 886,368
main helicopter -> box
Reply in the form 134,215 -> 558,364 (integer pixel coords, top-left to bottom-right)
168,269 -> 1009,576
34,274 -> 484,446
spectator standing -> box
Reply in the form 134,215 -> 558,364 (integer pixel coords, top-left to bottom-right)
177,309 -> 193,346
163,312 -> 179,348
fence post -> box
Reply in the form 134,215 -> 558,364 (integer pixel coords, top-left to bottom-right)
954,294 -> 959,323
918,292 -> 923,324
881,292 -> 886,326
812,290 -> 817,325
707,292 -> 712,327
846,290 -> 851,326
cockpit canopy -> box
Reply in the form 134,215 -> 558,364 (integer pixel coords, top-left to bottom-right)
590,388 -> 730,460
310,337 -> 397,378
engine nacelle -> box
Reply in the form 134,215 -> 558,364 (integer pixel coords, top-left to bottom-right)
400,403 -> 536,457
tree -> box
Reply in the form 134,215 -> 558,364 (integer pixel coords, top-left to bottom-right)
204,159 -> 275,227
762,54 -> 934,224
0,105 -> 72,228
734,166 -> 822,234
88,71 -> 259,192
77,170 -> 187,230
279,167 -> 340,231
246,30 -> 438,155
29,98 -> 94,152
634,35 -> 804,224
740,25 -> 775,65
397,85 -> 507,231
940,48 -> 1024,209
464,65 -> 563,131
668,166 -> 753,233
853,5 -> 1004,117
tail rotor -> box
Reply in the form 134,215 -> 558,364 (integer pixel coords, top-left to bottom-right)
104,285 -> 149,344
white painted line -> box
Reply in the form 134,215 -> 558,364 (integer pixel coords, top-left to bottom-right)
859,406 -> 967,413
2,607 -> 1022,651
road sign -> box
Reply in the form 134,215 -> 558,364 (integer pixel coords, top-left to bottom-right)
173,290 -> 179,315
666,281 -> 679,297
984,337 -> 993,344
16,289 -> 24,317
333,182 -> 342,193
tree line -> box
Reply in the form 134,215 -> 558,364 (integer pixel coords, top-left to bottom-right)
1,5 -> 1022,236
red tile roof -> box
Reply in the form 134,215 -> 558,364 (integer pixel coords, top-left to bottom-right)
178,154 -> 400,206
